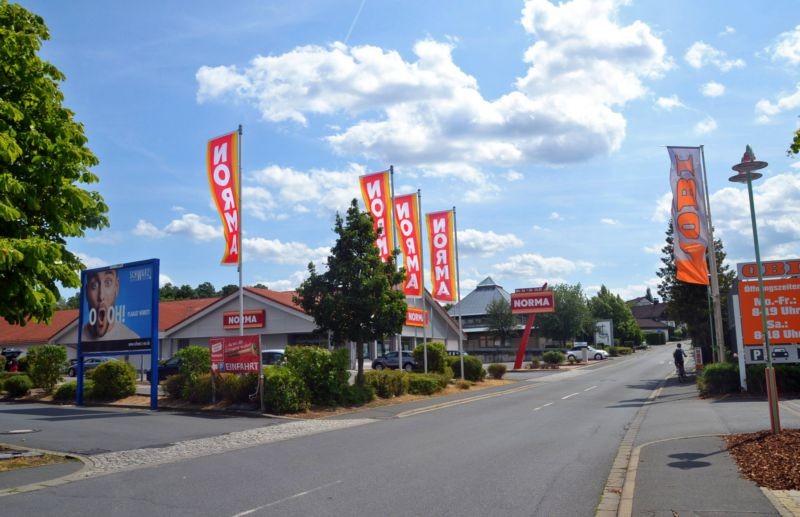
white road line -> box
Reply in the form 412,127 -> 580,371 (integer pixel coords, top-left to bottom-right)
583,385 -> 598,392
543,402 -> 553,407
533,402 -> 553,412
231,480 -> 343,516
562,392 -> 580,400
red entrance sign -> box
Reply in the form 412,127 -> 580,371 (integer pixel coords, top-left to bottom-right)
210,335 -> 260,373
223,310 -> 265,329
738,278 -> 800,345
510,291 -> 555,314
405,307 -> 428,328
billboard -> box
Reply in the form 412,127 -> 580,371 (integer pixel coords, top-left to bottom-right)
223,310 -> 265,329
79,260 -> 159,353
510,291 -> 555,314
405,307 -> 428,328
210,335 -> 261,373
737,277 -> 800,346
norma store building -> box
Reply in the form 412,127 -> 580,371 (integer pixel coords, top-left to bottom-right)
0,287 -> 463,368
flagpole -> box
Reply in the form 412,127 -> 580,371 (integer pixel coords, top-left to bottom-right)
389,166 -> 402,367
453,206 -> 464,381
700,146 -> 726,363
417,189 -> 428,373
238,124 -> 244,338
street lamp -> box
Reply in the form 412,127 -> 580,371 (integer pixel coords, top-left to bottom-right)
729,145 -> 781,434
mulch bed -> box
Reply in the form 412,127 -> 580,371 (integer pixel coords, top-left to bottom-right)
724,429 -> 800,490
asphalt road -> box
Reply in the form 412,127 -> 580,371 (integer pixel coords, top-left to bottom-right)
1,347 -> 677,516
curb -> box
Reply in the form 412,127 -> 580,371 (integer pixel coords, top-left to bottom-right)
0,444 -> 93,498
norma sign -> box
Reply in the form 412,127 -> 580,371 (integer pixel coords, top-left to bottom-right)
405,307 -> 428,328
737,278 -> 800,345
210,335 -> 260,373
510,291 -> 555,314
223,310 -> 265,330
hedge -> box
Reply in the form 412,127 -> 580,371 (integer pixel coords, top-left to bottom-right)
53,380 -> 96,402
263,366 -> 310,414
447,355 -> 486,382
412,342 -> 449,374
91,360 -> 137,401
284,346 -> 350,406
365,369 -> 409,398
487,363 -> 507,379
4,375 -> 32,397
407,373 -> 446,395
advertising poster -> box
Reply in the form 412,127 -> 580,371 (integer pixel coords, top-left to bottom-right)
359,170 -> 394,263
738,277 -> 800,346
79,261 -> 158,353
209,335 -> 260,373
207,130 -> 240,266
426,210 -> 456,302
668,147 -> 710,285
394,193 -> 423,297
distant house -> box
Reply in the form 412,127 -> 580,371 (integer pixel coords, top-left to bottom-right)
626,296 -> 673,341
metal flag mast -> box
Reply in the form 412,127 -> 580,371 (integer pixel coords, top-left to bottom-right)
389,166 -> 402,368
453,206 -> 465,381
417,189 -> 428,373
700,146 -> 726,363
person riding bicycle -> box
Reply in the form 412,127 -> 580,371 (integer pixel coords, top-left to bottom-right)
673,343 -> 687,380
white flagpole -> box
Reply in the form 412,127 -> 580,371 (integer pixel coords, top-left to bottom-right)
238,124 -> 244,337
453,206 -> 464,381
389,166 -> 402,367
417,189 -> 428,373
700,145 -> 726,362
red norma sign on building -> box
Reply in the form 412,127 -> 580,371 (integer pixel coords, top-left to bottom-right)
222,309 -> 266,330
510,291 -> 556,314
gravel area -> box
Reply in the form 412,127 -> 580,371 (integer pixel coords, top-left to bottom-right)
725,428 -> 800,490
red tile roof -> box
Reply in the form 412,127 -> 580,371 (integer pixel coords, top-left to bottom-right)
245,287 -> 303,312
0,309 -> 78,346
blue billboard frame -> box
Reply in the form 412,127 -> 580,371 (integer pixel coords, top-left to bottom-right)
76,258 -> 160,409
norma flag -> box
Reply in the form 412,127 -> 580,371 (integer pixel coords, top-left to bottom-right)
668,147 -> 709,285
426,210 -> 456,302
394,193 -> 423,297
207,131 -> 240,266
359,170 -> 394,263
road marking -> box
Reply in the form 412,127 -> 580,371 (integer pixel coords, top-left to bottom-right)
533,403 -> 553,411
584,385 -> 598,392
231,480 -> 342,516
562,392 -> 580,400
396,382 -> 540,418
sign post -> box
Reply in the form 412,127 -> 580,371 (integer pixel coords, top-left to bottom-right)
510,285 -> 555,370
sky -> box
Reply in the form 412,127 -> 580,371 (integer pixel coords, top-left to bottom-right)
18,0 -> 800,302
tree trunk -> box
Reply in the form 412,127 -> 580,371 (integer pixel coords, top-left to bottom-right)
356,341 -> 365,386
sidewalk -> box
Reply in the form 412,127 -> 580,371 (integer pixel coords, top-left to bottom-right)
614,371 -> 800,516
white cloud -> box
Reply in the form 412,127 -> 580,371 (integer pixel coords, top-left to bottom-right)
755,84 -> 800,123
457,229 -> 524,256
135,214 -> 220,241
244,237 -> 331,266
504,170 -> 523,181
197,1 -> 671,167
493,253 -> 594,285
720,26 -> 735,37
549,211 -> 563,220
701,82 -> 725,97
159,274 -> 173,288
769,25 -> 800,65
791,162 -> 800,169
655,95 -> 684,110
642,243 -> 662,254
252,271 -> 309,292
694,116 -> 717,135
685,41 -> 745,71
75,252 -> 107,270
601,218 -> 619,225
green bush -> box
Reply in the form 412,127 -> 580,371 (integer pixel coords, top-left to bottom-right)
456,380 -> 471,390
183,373 -> 213,403
487,363 -> 507,380
284,346 -> 350,406
744,364 -> 800,395
447,355 -> 486,382
407,373 -> 445,395
364,369 -> 409,398
340,383 -> 375,405
617,347 -> 633,355
176,346 -> 211,382
26,345 -> 67,393
164,373 -> 185,398
53,380 -> 95,402
17,356 -> 28,372
4,375 -> 32,397
263,366 -> 310,414
698,362 -> 740,396
0,355 -> 6,371
412,342 -> 449,374
91,360 -> 137,400
216,373 -> 259,403
542,351 -> 564,366
529,358 -> 541,369
608,347 -> 619,357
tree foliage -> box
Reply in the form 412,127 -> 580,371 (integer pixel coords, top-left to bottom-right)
0,2 -> 109,325
789,127 -> 800,157
485,297 -> 519,346
588,285 -> 641,344
295,199 -> 407,386
656,221 -> 736,361
535,283 -> 592,345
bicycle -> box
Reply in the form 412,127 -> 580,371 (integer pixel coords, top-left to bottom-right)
675,362 -> 686,382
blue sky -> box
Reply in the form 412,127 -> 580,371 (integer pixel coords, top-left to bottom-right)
20,0 -> 800,301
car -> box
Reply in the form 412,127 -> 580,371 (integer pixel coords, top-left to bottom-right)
772,347 -> 789,359
447,350 -> 469,356
566,345 -> 609,362
371,351 -> 415,372
66,356 -> 115,377
262,349 -> 285,366
146,355 -> 182,383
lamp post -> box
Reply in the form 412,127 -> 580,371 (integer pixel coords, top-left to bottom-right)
729,145 -> 781,434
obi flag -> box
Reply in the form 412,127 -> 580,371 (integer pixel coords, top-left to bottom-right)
359,170 -> 394,262
669,146 -> 709,285
394,193 -> 423,297
207,131 -> 240,265
426,210 -> 457,302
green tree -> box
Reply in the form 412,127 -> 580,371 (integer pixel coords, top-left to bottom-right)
588,285 -> 641,344
656,221 -> 736,362
220,284 -> 239,297
295,199 -> 407,386
485,297 -> 519,346
195,281 -> 217,298
56,292 -> 80,309
789,128 -> 800,156
0,2 -> 108,325
535,283 -> 591,345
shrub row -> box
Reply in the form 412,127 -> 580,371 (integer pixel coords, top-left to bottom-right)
364,369 -> 449,398
698,363 -> 800,396
447,355 -> 486,381
608,346 -> 633,357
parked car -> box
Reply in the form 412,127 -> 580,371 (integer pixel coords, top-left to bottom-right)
372,351 -> 415,372
66,356 -> 115,377
566,345 -> 608,362
146,355 -> 182,383
1,347 -> 23,361
262,349 -> 285,366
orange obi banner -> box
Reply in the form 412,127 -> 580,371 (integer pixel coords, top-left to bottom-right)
738,277 -> 800,345
210,335 -> 260,373
359,170 -> 394,263
426,210 -> 456,302
405,307 -> 427,327
394,193 -> 423,297
668,146 -> 709,285
207,131 -> 240,265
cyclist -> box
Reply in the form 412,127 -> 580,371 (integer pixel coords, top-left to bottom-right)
673,343 -> 687,381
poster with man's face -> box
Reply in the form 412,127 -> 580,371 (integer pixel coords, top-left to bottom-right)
79,261 -> 157,353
